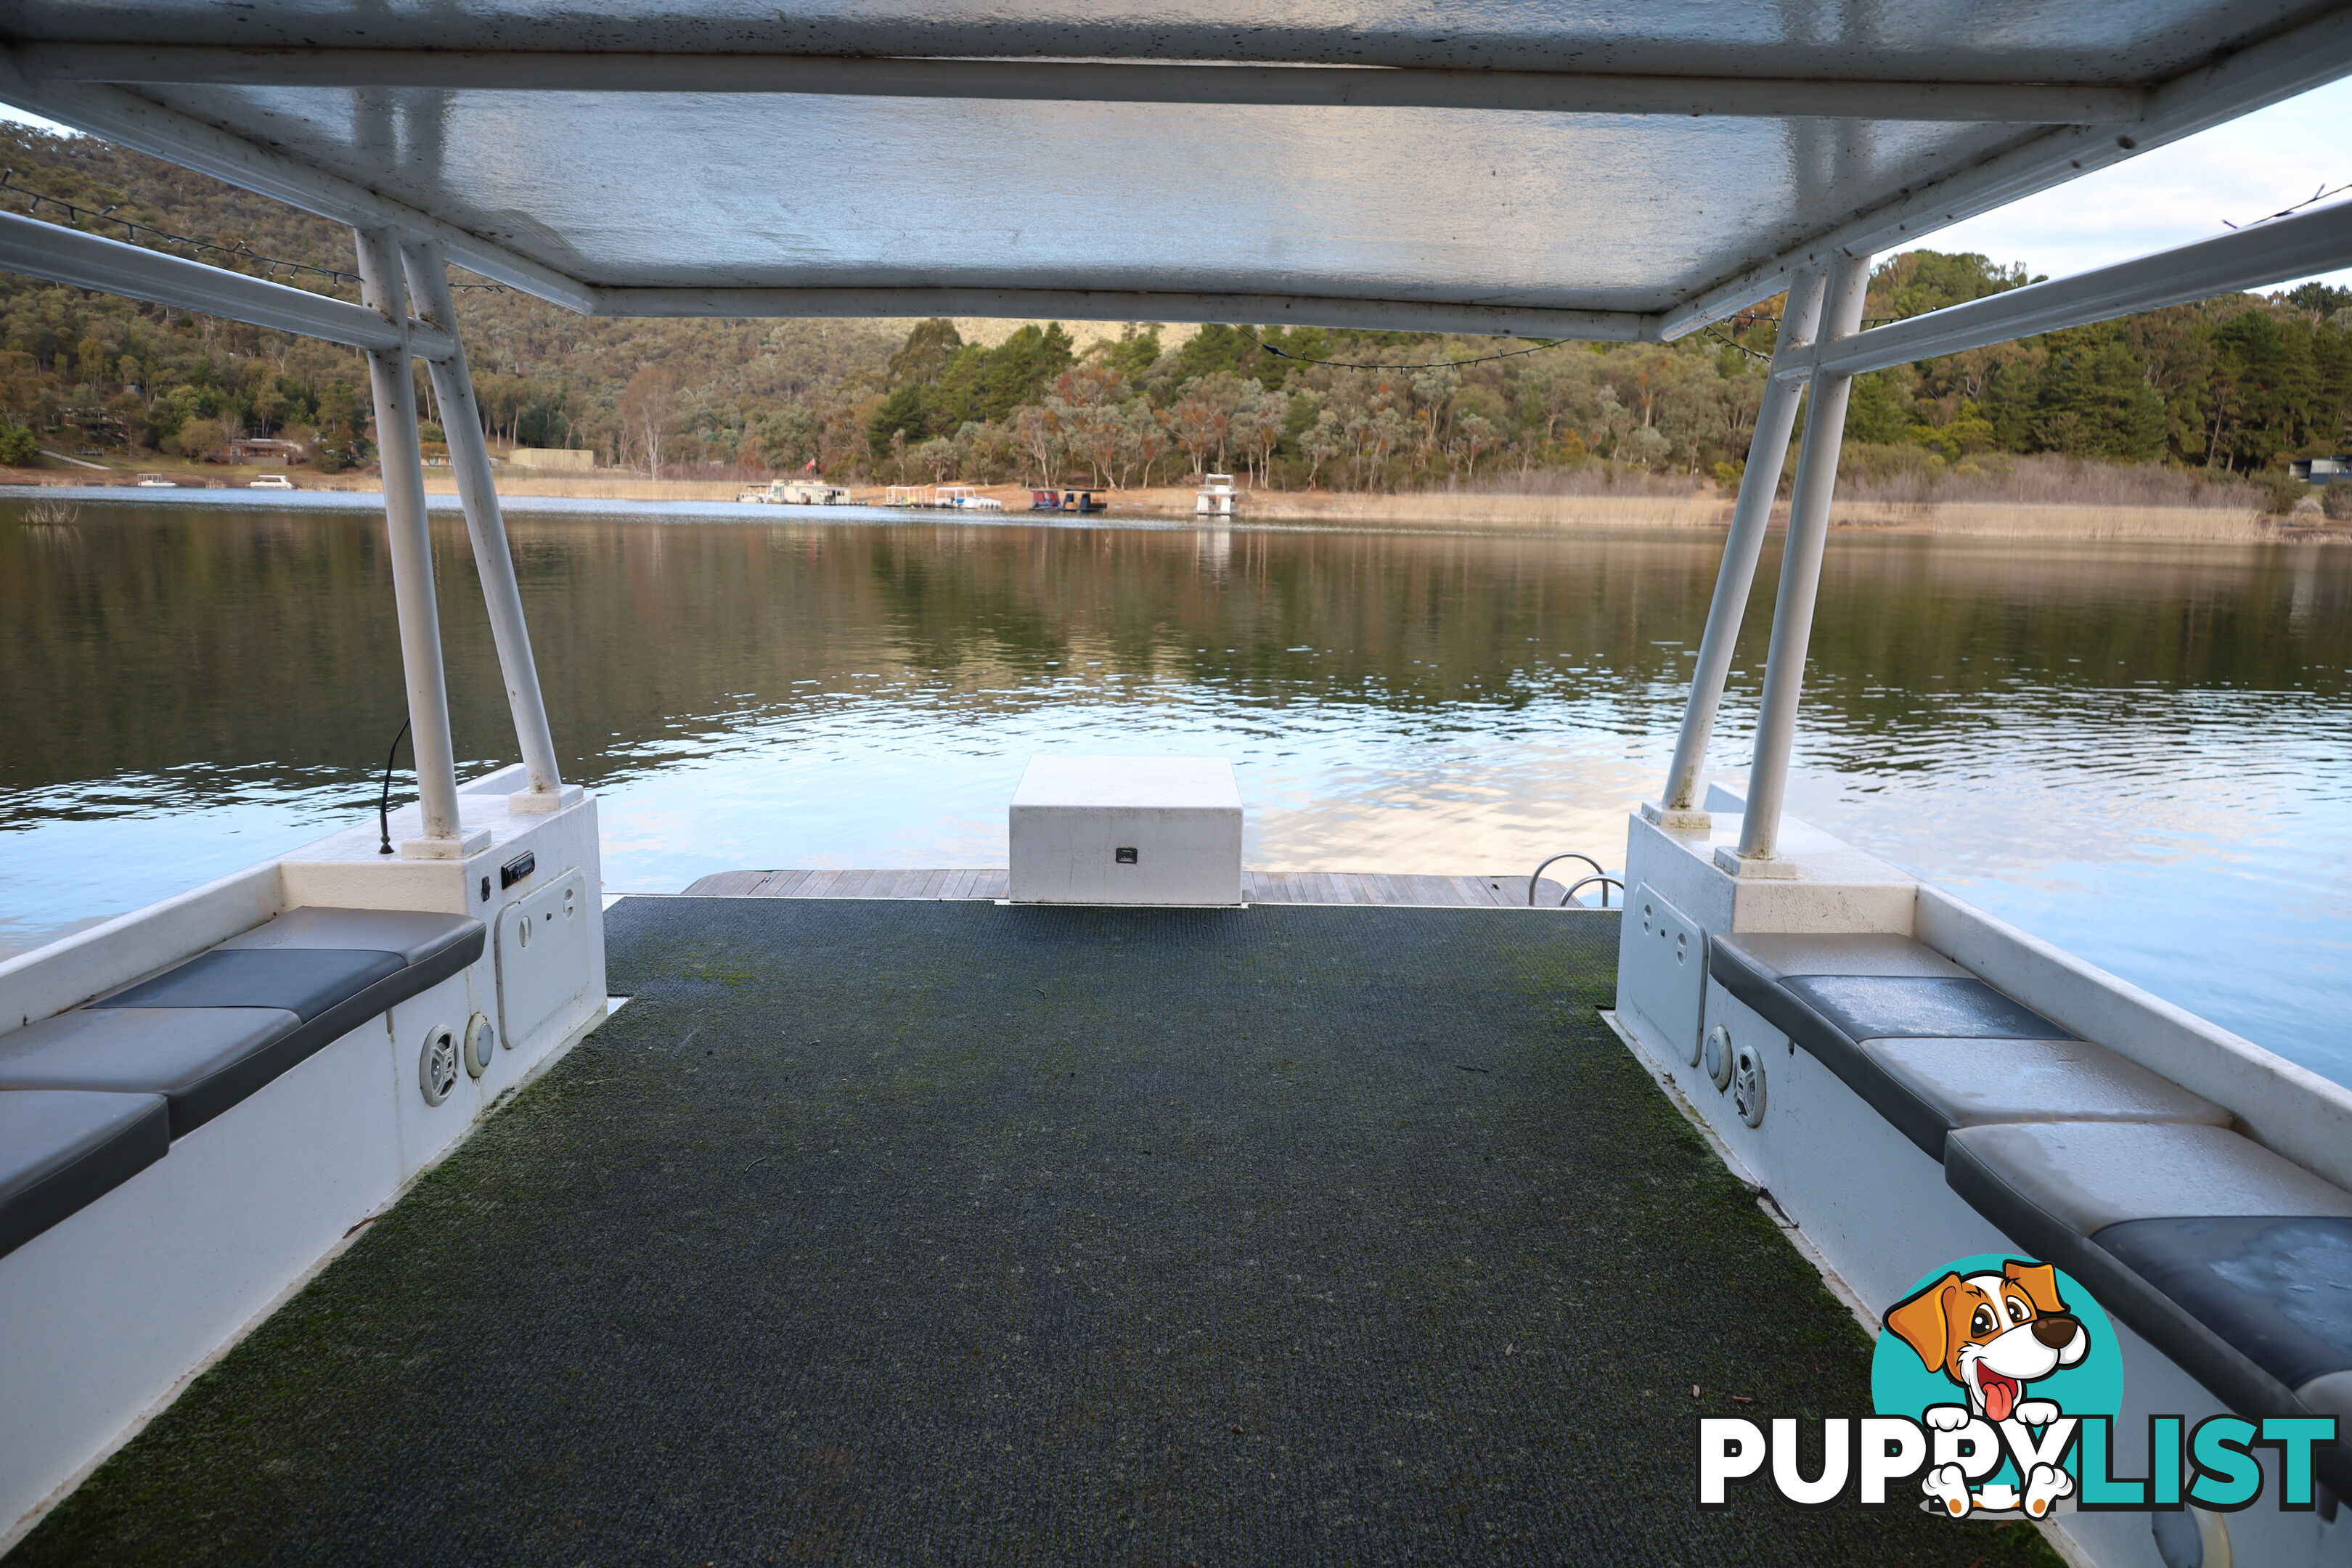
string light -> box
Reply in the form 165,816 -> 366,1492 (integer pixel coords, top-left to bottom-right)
2222,181 -> 2351,231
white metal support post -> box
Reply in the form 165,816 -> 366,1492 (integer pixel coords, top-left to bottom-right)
401,237 -> 573,812
1721,252 -> 1874,874
353,226 -> 480,858
1648,268 -> 1829,830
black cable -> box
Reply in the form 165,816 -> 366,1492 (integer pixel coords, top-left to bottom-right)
1701,309 -> 1908,364
2223,181 -> 2351,231
1705,327 -> 1773,363
376,717 -> 412,856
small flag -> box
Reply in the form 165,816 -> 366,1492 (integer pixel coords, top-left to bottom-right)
802,457 -> 818,472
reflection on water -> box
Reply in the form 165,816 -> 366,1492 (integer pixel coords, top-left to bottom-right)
4,499 -> 2349,1085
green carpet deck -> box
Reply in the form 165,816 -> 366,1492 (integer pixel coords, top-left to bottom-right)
16,899 -> 2054,1566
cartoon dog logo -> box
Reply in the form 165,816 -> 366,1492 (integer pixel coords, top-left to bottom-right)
1884,1259 -> 2088,1518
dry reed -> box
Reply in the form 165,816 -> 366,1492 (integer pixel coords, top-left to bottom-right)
1229,492 -> 1725,529
1835,452 -> 2261,510
422,474 -> 751,502
1829,500 -> 2274,542
1429,464 -> 1707,499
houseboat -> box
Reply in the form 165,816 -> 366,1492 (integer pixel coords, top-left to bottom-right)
1030,484 -> 1108,513
936,482 -> 1005,510
736,475 -> 854,505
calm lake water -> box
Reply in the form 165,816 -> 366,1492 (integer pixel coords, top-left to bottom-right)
4,493 -> 2350,1087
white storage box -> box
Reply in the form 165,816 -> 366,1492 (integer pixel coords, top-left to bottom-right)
1008,756 -> 1244,906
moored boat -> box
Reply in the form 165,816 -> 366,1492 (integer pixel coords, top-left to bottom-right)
1031,485 -> 1108,513
738,475 -> 853,505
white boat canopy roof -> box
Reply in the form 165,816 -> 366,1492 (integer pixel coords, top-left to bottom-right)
3,1 -> 2350,337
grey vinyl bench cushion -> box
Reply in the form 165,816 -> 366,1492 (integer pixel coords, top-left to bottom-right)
1784,974 -> 2066,1044
1710,936 -> 1993,1098
0,1089 -> 170,1260
1861,1037 -> 2229,1159
94,948 -> 406,1018
1711,933 -> 2065,1058
0,1008 -> 310,1138
1704,931 -> 2218,1159
0,907 -> 483,1140
1947,1121 -> 2352,1494
213,907 -> 483,968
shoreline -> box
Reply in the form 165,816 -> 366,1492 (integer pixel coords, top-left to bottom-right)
4,470 -> 2340,544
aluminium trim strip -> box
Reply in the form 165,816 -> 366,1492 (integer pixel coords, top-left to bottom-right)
9,46 -> 2148,124
1655,5 -> 2352,338
0,52 -> 600,314
591,285 -> 1655,340
1775,198 -> 2352,382
0,208 -> 457,357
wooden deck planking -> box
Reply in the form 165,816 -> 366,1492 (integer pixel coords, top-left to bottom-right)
1466,874 -> 1516,907
680,869 -> 1592,907
680,869 -> 765,897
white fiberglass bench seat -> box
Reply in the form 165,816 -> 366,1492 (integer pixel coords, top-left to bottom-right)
0,907 -> 482,1257
0,1090 -> 171,1261
1708,932 -> 2227,1159
1710,929 -> 2352,1494
1948,1122 -> 2352,1495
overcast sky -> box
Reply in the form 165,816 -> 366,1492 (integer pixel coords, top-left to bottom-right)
4,78 -> 2348,294
1927,76 -> 2352,292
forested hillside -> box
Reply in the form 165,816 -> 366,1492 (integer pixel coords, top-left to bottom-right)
0,124 -> 902,473
3,121 -> 2348,500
